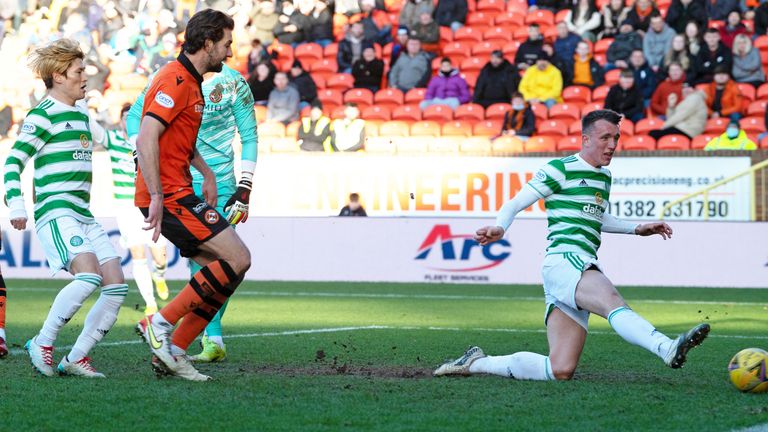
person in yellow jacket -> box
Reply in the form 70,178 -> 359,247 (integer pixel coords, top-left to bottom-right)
518,51 -> 564,109
298,104 -> 333,152
704,121 -> 757,150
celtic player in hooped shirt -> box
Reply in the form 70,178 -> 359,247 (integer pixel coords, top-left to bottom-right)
3,39 -> 128,378
434,110 -> 710,381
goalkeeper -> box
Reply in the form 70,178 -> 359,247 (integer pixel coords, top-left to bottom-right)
127,63 -> 258,362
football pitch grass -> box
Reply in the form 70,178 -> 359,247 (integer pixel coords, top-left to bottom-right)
1,280 -> 767,431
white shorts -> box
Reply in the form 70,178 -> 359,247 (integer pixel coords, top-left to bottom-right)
542,252 -> 604,331
115,202 -> 167,248
36,216 -> 120,275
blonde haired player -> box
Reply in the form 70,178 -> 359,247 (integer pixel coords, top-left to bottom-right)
3,39 -> 128,377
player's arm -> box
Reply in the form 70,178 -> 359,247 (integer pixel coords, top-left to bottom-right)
601,208 -> 673,239
89,115 -> 108,149
4,113 -> 50,230
136,116 -> 165,241
191,147 -> 217,208
224,75 -> 258,224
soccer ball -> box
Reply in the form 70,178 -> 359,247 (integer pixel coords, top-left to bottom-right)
728,348 -> 768,393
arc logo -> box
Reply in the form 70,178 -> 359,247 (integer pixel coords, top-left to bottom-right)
415,225 -> 511,272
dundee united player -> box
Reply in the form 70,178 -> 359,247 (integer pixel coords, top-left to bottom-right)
3,39 -> 128,377
134,9 -> 251,381
434,110 -> 710,380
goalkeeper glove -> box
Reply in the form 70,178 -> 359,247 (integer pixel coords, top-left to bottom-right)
223,179 -> 252,224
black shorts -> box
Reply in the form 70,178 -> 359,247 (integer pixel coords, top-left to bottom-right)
140,193 -> 230,258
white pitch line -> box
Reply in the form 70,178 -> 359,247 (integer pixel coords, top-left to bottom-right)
7,325 -> 768,356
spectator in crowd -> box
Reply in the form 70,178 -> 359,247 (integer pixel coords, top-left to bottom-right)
400,0 -> 435,30
643,12 -> 676,70
732,34 -> 766,87
249,62 -> 277,105
705,66 -> 744,122
532,0 -> 564,12
267,72 -> 301,124
622,0 -> 659,35
290,60 -> 319,109
419,57 -> 471,110
755,1 -> 768,36
519,51 -> 564,109
499,92 -> 536,140
604,69 -> 645,121
651,62 -> 686,117
606,23 -> 643,69
359,0 -> 393,45
307,0 -> 333,47
665,0 -> 707,34
389,38 -> 431,92
629,49 -> 658,100
690,28 -> 733,84
390,29 -> 409,66
352,46 -> 385,91
473,50 -> 521,108
298,103 -> 333,152
515,24 -> 545,70
565,0 -> 601,41
433,0 -> 468,32
649,85 -> 708,139
250,0 -> 278,46
247,39 -> 271,75
274,0 -> 310,46
660,35 -> 692,78
410,12 -> 440,45
542,42 -> 569,74
704,120 -> 757,150
554,21 -> 582,65
706,0 -> 741,21
336,0 -> 362,16
685,20 -> 703,56
566,40 -> 605,88
719,10 -> 748,49
600,0 -> 630,37
339,193 -> 368,216
338,22 -> 371,73
331,103 -> 366,152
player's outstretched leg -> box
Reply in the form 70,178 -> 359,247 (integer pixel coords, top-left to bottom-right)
151,246 -> 169,301
0,269 -> 7,358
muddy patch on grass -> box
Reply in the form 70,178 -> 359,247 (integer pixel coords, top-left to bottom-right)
237,364 -> 434,379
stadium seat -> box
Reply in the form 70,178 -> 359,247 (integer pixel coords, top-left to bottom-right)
634,117 -> 664,135
431,56 -> 443,71
461,57 -> 486,71
691,134 -> 717,150
254,105 -> 267,123
318,89 -> 344,107
705,117 -> 729,134
622,135 -> 656,151
455,103 -> 485,121
343,88 -> 374,106
269,43 -> 294,62
477,0 -> 505,12
323,43 -> 338,58
313,75 -> 327,89
524,136 -> 557,152
580,102 -> 604,116
365,120 -> 383,136
604,69 -> 621,86
361,105 -> 392,121
397,139 -> 429,153
472,41 -> 503,57
442,41 -> 473,59
473,120 -> 503,136
492,136 -> 525,153
594,53 -> 607,66
537,119 -> 569,137
486,103 -> 511,119
594,38 -> 613,55
569,120 -> 582,135
454,26 -> 484,42
562,86 -> 592,104
591,85 -> 610,102
530,103 -> 549,121
756,82 -> 768,101
439,26 -> 454,43
428,139 -> 460,153
310,59 -> 339,81
379,120 -> 411,136
375,88 -> 404,109
285,121 -> 300,138
392,105 -> 422,121
294,43 -> 323,64
422,104 -> 454,121
259,121 -> 286,138
326,73 -> 354,90
557,135 -> 582,151
484,27 -> 512,43
506,0 -> 528,13
461,71 -> 480,88
494,11 -> 525,26
460,137 -> 492,154
620,119 -> 634,137
442,120 -> 473,136
548,103 -> 581,121
410,120 -> 442,136
526,9 -> 554,25
364,137 -> 396,154
747,100 -> 767,117
656,134 -> 691,150
555,9 -> 570,23
737,83 -> 756,102
467,11 -> 494,26
755,35 -> 768,50
331,106 -> 347,119
761,135 -> 768,149
740,116 -> 764,134
502,41 -> 522,56
512,26 -> 531,42
404,88 -> 427,104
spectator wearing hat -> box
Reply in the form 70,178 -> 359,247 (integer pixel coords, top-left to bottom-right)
390,28 -> 410,66
298,103 -> 333,152
515,24 -> 545,70
705,121 -> 757,150
499,92 -> 536,140
338,22 -> 371,73
268,71 -> 301,124
565,40 -> 605,89
649,85 -> 708,140
389,38 -> 432,92
352,46 -> 385,92
474,50 -> 520,108
689,28 -> 733,85
604,69 -> 644,121
519,51 -> 564,109
433,0 -> 468,32
651,62 -> 686,117
420,57 -> 471,110
332,103 -> 366,152
705,66 -> 744,122
290,60 -> 319,109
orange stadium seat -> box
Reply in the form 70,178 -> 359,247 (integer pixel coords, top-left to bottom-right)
410,120 -> 442,136
622,135 -> 656,151
557,135 -> 582,151
270,43 -> 294,62
461,71 -> 480,88
461,57 -> 486,71
594,38 -> 614,55
254,105 -> 267,123
379,120 -> 411,136
477,0 -> 506,11
461,137 -> 493,153
755,35 -> 768,50
473,120 -> 503,136
331,106 -> 347,119
525,136 -> 557,152
323,43 -> 338,58
738,83 -> 756,102
405,88 -> 427,103
455,103 -> 485,121
526,9 -> 554,25
537,119 -> 569,137
392,105 -> 422,121
656,134 -> 691,150
318,88 -> 344,106
442,120 -> 473,136
310,59 -> 339,81
472,41 -> 503,57
431,57 -> 443,71
484,27 -> 512,43
344,88 -> 374,106
531,103 -> 549,121
605,69 -> 621,86
747,100 -> 767,116
422,104 -> 454,121
313,75 -> 327,89
443,41 -> 473,58
326,73 -> 354,90
467,11 -> 495,26
507,0 -> 528,13
548,103 -> 581,121
502,41 -> 522,56
591,85 -> 610,102
705,117 -> 729,134
756,82 -> 768,100
555,9 -> 570,23
362,105 -> 392,121
454,26 -> 484,43
620,119 -> 634,137
691,134 -> 717,150
512,26 -> 531,42
761,135 -> 768,149
569,120 -> 582,135
259,121 -> 286,138
495,11 -> 525,26
581,102 -> 604,116
486,103 -> 512,119
295,43 -> 323,63
740,116 -> 764,133
492,136 -> 525,153
286,121 -> 300,138
562,86 -> 592,104
634,117 -> 664,135
440,27 -> 454,43
374,88 -> 404,109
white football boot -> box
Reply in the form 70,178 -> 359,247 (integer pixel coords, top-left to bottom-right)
170,354 -> 212,381
58,356 -> 106,378
664,323 -> 710,369
434,346 -> 486,376
25,337 -> 55,377
136,315 -> 176,371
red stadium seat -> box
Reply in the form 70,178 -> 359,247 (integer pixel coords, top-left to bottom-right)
455,103 -> 485,121
591,85 -> 611,102
440,26 -> 454,43
309,58 -> 338,82
555,9 -> 570,23
740,116 -> 764,133
326,73 -> 354,90
361,105 -> 392,121
738,83 -> 756,102
656,134 -> 691,150
343,88 -> 374,106
454,26 -> 484,42
374,88 -> 404,109
622,135 -> 656,151
605,69 -> 621,86
494,11 -> 525,26
405,88 -> 427,104
548,103 -> 581,121
331,106 -> 347,119
461,71 -> 480,88
294,43 -> 323,64
594,38 -> 613,55
466,11 -> 495,26
557,135 -> 582,151
492,136 -> 525,153
442,41 -> 473,59
691,134 -> 717,150
634,117 -> 664,135
526,9 -> 554,25
392,105 -> 422,121
705,117 -> 729,134
484,27 -> 512,43
379,120 -> 411,136
410,120 -> 442,136
581,102 -> 604,116
472,41 -> 503,56
537,119 -> 569,137
323,43 -> 338,58
502,41 -> 522,56
473,120 -> 503,136
562,85 -> 592,104
422,104 -> 454,121
569,120 -> 582,135
524,136 -> 557,152
431,56 -> 444,71
269,43 -> 294,62
620,119 -> 634,137
486,103 -> 512,119
512,26 -> 531,42
476,0 -> 505,12
461,57 -> 486,71
530,103 -> 549,121
761,135 -> 768,149
442,120 -> 474,136
747,100 -> 767,116
757,82 -> 768,101
755,35 -> 768,50
317,89 -> 344,106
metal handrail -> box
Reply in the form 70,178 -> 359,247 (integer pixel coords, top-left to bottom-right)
660,159 -> 768,221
